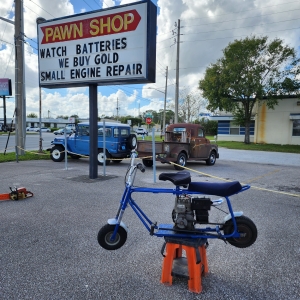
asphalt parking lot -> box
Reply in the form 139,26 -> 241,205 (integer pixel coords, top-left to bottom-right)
0,150 -> 299,299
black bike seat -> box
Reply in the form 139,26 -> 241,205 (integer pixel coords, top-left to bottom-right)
159,171 -> 191,186
188,181 -> 242,197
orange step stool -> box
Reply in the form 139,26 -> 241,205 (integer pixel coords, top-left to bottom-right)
161,237 -> 208,293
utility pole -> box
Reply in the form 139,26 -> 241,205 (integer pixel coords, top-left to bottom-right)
175,19 -> 180,124
15,0 -> 26,155
163,66 -> 168,132
138,102 -> 140,118
36,17 -> 46,153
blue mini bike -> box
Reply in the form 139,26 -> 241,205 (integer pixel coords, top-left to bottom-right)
97,150 -> 257,250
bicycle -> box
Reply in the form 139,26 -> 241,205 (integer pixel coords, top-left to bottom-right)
97,150 -> 257,250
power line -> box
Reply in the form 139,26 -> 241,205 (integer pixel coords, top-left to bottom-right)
2,44 -> 14,77
92,0 -> 102,9
182,17 -> 300,37
180,26 -> 300,44
0,1 -> 14,42
185,1 -> 300,22
27,0 -> 55,18
81,0 -> 95,11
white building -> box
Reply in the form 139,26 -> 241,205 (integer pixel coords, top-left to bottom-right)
210,96 -> 300,145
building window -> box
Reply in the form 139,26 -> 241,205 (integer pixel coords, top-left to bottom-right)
292,120 -> 300,136
217,120 -> 255,135
229,122 -> 239,135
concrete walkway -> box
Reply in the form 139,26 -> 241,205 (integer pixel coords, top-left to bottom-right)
219,147 -> 300,167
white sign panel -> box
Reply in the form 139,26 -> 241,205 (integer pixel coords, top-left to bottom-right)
37,0 -> 156,88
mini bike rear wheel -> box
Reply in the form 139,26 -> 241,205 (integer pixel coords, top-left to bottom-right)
97,224 -> 127,250
223,216 -> 257,248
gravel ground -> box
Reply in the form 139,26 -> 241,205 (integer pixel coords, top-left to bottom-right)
0,151 -> 299,299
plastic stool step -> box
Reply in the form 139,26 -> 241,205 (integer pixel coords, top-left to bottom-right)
172,257 -> 189,279
172,257 -> 205,279
161,239 -> 208,293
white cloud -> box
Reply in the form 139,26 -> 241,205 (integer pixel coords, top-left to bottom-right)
102,0 -> 116,9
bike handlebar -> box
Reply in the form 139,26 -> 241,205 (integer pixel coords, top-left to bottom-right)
137,163 -> 145,173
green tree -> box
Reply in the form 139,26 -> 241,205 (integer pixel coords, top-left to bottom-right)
27,113 -> 38,118
195,118 -> 218,135
199,36 -> 300,143
56,115 -> 69,119
119,116 -> 142,127
164,109 -> 175,125
70,114 -> 79,124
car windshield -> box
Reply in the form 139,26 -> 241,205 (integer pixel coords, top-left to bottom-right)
173,127 -> 186,133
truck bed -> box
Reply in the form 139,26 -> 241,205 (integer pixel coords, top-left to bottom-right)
137,141 -> 164,157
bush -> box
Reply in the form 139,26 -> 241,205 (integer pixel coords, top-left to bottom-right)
195,118 -> 218,135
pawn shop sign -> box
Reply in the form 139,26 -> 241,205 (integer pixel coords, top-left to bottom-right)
37,0 -> 157,89
146,117 -> 152,124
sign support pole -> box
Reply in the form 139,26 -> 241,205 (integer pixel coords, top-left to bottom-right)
89,84 -> 98,179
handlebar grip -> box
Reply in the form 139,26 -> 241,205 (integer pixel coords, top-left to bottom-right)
137,163 -> 145,173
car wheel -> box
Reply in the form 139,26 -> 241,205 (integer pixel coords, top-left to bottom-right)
97,149 -> 111,165
127,134 -> 137,150
50,145 -> 65,162
174,152 -> 187,170
206,151 -> 216,166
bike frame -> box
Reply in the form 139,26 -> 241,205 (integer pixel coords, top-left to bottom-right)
109,151 -> 249,242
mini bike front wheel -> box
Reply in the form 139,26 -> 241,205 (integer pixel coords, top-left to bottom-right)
142,159 -> 153,167
223,216 -> 257,248
97,224 -> 127,250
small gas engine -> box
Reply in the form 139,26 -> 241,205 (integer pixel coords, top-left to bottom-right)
172,195 -> 212,230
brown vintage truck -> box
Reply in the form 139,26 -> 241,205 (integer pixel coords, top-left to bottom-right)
137,123 -> 219,170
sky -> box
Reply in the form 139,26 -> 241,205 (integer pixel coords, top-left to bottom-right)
0,0 -> 299,120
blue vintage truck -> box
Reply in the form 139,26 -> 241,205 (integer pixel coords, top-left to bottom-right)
49,122 -> 137,164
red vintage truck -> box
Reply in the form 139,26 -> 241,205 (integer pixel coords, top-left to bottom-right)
137,123 -> 219,170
